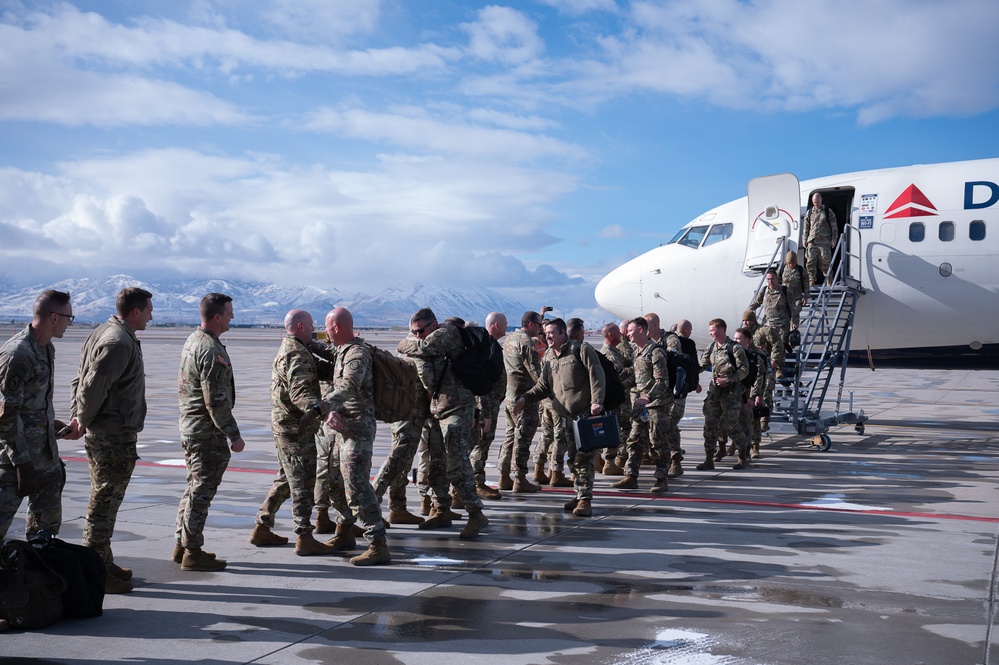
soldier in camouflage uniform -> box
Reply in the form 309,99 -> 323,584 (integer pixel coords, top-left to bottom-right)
664,320 -> 701,477
250,309 -> 336,556
598,322 -> 631,476
469,312 -> 507,500
606,319 -> 636,474
373,412 -> 430,523
396,308 -> 488,539
514,318 -> 606,517
733,327 -> 768,459
802,192 -> 838,287
696,319 -> 751,471
174,293 -> 245,572
497,311 -> 545,493
71,287 -> 153,594
0,290 -> 73,543
779,251 -> 808,329
317,307 -> 390,565
612,317 -> 671,493
747,269 -> 793,377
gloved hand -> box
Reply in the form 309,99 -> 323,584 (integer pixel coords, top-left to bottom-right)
15,463 -> 39,498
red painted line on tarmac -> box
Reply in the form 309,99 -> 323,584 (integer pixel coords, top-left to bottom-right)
61,457 -> 999,524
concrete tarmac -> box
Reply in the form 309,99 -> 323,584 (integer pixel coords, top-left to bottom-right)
1,326 -> 997,665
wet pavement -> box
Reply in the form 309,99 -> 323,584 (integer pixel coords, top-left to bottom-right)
1,327 -> 996,665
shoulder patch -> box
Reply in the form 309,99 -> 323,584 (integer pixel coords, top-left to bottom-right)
4,375 -> 20,393
217,354 -> 230,367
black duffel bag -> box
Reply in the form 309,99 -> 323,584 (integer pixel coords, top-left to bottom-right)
28,531 -> 105,619
0,539 -> 67,629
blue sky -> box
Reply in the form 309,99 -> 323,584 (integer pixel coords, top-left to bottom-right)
1,0 -> 997,320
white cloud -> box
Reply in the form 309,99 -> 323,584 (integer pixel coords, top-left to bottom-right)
463,6 -> 545,64
537,0 -> 620,15
598,224 -> 624,239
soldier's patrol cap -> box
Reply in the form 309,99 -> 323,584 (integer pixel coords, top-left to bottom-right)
786,250 -> 797,262
742,310 -> 757,322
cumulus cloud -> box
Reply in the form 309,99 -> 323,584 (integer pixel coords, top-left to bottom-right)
463,6 -> 545,64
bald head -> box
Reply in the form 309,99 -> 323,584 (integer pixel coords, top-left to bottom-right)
284,309 -> 314,343
326,307 -> 355,345
485,311 -> 507,340
678,319 -> 692,337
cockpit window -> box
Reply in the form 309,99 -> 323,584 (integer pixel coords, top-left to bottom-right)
677,225 -> 709,248
667,227 -> 687,244
702,223 -> 733,247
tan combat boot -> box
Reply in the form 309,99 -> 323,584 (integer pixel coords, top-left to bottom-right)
460,510 -> 488,540
498,474 -> 514,491
295,531 -> 336,556
105,575 -> 133,595
602,459 -> 624,476
696,454 -> 716,471
418,509 -> 453,530
451,488 -> 464,510
109,562 -> 133,580
314,507 -> 336,534
563,497 -> 579,512
611,475 -> 638,490
572,499 -> 592,517
667,454 -> 684,478
419,495 -> 432,516
475,482 -> 502,500
182,548 -> 227,572
173,544 -> 217,564
733,453 -> 752,470
350,537 -> 391,566
593,456 -> 605,474
512,473 -> 541,493
751,442 -> 761,459
532,463 -> 548,485
650,478 -> 669,494
249,524 -> 289,547
549,470 -> 574,488
326,522 -> 357,552
387,508 -> 425,525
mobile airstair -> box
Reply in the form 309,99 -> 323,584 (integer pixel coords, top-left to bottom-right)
758,226 -> 868,448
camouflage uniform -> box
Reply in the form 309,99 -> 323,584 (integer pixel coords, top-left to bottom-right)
397,324 -> 483,514
175,328 -> 240,550
779,262 -> 808,328
320,339 -> 384,543
0,325 -> 64,540
749,286 -> 792,373
520,341 -> 605,501
498,328 -> 541,480
803,205 -> 838,286
374,412 -> 430,511
470,369 -> 505,485
614,337 -> 637,462
599,342 -> 632,464
740,346 -> 769,450
313,341 -> 351,523
699,339 -> 750,462
535,397 -> 566,473
624,341 -> 672,482
664,333 -> 699,460
71,316 -> 146,570
255,335 -> 332,535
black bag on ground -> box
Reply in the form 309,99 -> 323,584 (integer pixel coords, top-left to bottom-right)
446,326 -> 504,396
0,539 -> 67,629
28,532 -> 105,618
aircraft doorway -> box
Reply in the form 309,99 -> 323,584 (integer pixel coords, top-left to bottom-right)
804,187 -> 854,284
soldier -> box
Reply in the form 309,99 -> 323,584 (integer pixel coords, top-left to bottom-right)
747,268 -> 792,378
71,286 -> 153,594
598,322 -> 631,476
779,250 -> 808,329
373,413 -> 430,525
696,319 -> 751,471
802,192 -> 838,287
513,318 -> 605,516
497,311 -> 545,493
174,293 -> 245,572
397,308 -> 488,539
664,319 -> 701,477
250,309 -> 336,556
606,318 -> 636,474
469,312 -> 507,500
0,290 -> 73,542
612,317 -> 671,493
317,307 -> 390,566
734,327 -> 771,460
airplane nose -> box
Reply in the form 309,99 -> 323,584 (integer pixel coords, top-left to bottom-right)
595,262 -> 644,320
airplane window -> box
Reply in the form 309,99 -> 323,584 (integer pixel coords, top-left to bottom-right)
667,227 -> 687,244
938,221 -> 955,242
702,223 -> 733,247
678,225 -> 709,248
970,220 -> 986,241
908,222 -> 925,242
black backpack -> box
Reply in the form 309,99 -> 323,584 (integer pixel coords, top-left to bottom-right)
568,341 -> 627,411
721,342 -> 758,392
662,333 -> 700,398
442,326 -> 504,397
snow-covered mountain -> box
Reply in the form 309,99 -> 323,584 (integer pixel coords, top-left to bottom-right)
0,275 -> 528,327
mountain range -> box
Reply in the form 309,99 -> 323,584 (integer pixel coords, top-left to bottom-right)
0,275 -> 528,327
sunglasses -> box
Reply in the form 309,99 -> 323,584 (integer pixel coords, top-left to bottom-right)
411,324 -> 429,335
51,311 -> 75,323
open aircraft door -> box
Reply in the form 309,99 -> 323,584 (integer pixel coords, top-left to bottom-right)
744,173 -> 800,273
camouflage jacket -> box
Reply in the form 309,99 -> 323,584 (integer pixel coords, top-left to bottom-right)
700,338 -> 749,398
503,328 -> 541,402
71,316 -> 146,435
803,205 -> 838,245
322,338 -> 376,436
0,325 -> 59,468
780,262 -> 807,302
397,324 -> 473,419
177,328 -> 239,441
271,334 -> 333,437
749,285 -> 792,329
746,346 -> 769,399
522,341 -> 605,419
600,342 -> 634,391
632,341 -> 671,408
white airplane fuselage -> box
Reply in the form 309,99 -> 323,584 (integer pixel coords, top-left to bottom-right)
595,158 -> 999,368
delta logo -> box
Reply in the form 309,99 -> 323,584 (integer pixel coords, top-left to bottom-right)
883,184 -> 938,219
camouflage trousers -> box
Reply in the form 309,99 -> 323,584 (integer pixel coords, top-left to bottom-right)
702,389 -> 748,458
374,416 -> 429,511
174,434 -> 230,550
757,324 -> 787,373
426,409 -> 483,514
668,397 -> 687,455
314,427 -> 337,512
534,401 -> 567,472
623,404 -> 672,481
806,243 -> 832,286
498,401 -> 539,478
83,432 -> 138,569
469,401 -> 502,486
255,431 -> 316,535
562,419 -> 596,500
331,424 -> 385,543
0,458 -> 65,541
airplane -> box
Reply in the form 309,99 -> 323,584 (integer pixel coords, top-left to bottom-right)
595,157 -> 999,369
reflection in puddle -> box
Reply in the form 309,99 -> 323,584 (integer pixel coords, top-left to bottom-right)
612,627 -> 745,664
413,554 -> 462,566
801,493 -> 891,511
